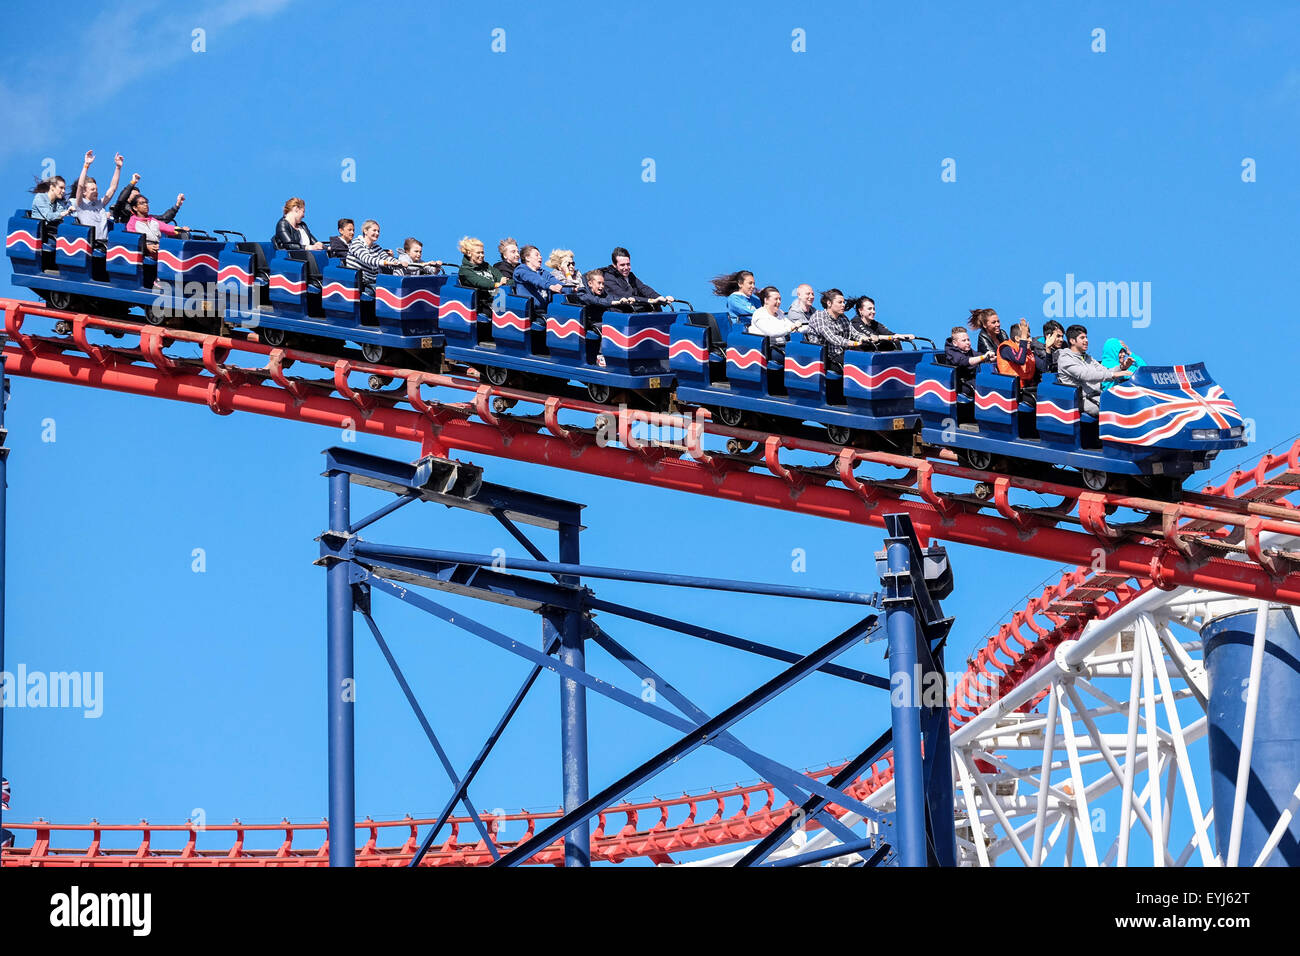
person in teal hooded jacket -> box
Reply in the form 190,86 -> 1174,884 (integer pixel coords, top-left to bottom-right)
1100,337 -> 1145,390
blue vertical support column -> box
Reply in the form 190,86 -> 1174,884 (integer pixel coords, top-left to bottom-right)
556,520 -> 590,866
1203,605 -> 1300,866
883,538 -> 926,866
0,356 -> 8,849
926,688 -> 957,865
326,469 -> 355,866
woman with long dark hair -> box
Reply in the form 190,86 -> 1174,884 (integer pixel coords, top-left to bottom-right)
30,174 -> 70,222
848,295 -> 900,351
711,270 -> 760,319
968,308 -> 1005,355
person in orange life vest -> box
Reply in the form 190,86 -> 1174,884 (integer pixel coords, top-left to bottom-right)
996,317 -> 1037,407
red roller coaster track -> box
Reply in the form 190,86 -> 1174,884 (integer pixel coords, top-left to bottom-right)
1,297 -> 1296,865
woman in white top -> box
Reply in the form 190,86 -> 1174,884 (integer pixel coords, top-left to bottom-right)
747,286 -> 806,343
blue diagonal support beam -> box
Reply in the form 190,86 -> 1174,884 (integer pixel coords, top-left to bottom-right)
588,624 -> 863,848
587,595 -> 888,688
349,490 -> 418,534
763,837 -> 889,868
491,510 -> 556,572
360,611 -> 498,860
491,612 -> 883,867
734,727 -> 894,867
362,571 -> 886,824
409,631 -> 562,867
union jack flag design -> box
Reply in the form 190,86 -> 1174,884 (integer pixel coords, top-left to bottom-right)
1101,364 -> 1241,446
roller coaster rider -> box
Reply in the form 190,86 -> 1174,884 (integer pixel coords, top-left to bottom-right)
804,288 -> 865,370
996,317 -> 1037,407
849,295 -> 916,352
273,197 -> 325,283
345,219 -> 402,293
969,308 -> 1005,356
576,269 -> 638,312
604,247 -> 673,313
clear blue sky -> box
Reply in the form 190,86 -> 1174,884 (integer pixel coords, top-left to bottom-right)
1,0 -> 1295,862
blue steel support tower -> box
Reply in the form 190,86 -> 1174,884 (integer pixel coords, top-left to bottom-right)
0,355 -> 7,851
319,446 -> 959,867
878,513 -> 957,867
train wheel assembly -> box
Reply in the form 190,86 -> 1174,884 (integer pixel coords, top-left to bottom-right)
713,405 -> 745,428
1079,468 -> 1110,492
826,424 -> 854,446
46,290 -> 74,311
482,365 -> 511,388
958,448 -> 994,471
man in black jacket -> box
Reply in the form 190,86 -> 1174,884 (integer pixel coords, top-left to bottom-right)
494,237 -> 520,280
600,247 -> 673,312
1031,319 -> 1065,380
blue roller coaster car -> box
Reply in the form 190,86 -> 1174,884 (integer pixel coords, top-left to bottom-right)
6,208 -> 1248,495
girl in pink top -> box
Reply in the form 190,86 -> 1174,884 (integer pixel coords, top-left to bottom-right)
127,193 -> 188,254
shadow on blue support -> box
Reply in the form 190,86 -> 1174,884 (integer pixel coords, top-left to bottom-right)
877,513 -> 956,867
315,447 -> 958,868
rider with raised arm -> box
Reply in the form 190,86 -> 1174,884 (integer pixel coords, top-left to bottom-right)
996,317 -> 1038,406
71,150 -> 124,244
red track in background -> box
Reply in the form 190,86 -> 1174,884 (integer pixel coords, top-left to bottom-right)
1,297 -> 1296,865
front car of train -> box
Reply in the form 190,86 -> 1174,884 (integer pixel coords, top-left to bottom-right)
1099,363 -> 1246,454
914,351 -> 1248,493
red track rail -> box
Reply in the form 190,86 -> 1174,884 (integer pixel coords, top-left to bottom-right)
4,299 -> 1299,602
1,757 -> 897,866
0,297 -> 1294,865
951,436 -> 1300,730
